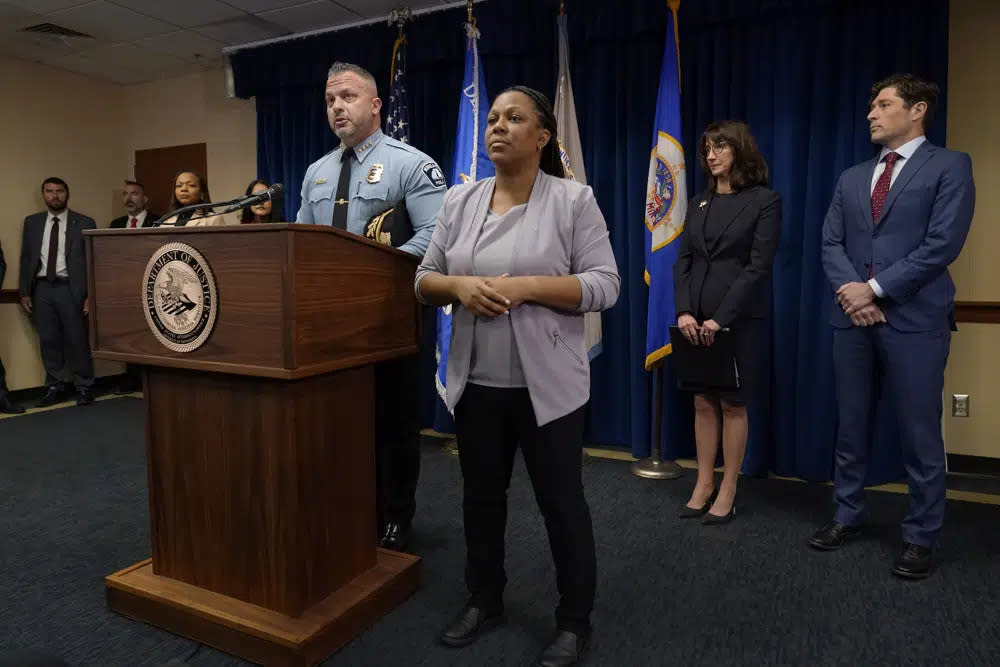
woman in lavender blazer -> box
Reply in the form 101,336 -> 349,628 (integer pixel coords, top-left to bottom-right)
415,87 -> 619,666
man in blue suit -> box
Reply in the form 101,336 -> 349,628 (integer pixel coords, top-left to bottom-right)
810,73 -> 975,579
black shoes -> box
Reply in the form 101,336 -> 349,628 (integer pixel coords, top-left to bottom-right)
378,521 -> 411,551
702,504 -> 736,525
538,630 -> 589,667
0,395 -> 25,414
892,542 -> 932,579
438,605 -> 504,647
808,521 -> 861,550
76,389 -> 95,406
36,386 -> 65,408
679,488 -> 718,518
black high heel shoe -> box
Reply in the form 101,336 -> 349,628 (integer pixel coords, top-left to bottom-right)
702,502 -> 736,525
679,488 -> 718,519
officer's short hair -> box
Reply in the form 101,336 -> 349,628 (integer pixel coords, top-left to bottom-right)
327,62 -> 378,96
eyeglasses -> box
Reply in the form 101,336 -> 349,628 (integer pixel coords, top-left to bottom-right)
702,140 -> 730,156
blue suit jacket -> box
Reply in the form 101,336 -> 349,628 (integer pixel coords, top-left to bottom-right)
821,141 -> 975,332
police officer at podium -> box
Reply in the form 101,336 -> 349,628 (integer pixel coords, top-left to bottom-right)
296,61 -> 446,552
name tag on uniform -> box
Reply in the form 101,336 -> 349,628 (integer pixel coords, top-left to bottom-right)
315,179 -> 327,184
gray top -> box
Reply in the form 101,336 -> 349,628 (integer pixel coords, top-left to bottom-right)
468,205 -> 528,388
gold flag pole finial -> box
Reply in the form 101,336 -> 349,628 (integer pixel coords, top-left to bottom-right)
560,0 -> 566,16
467,0 -> 474,25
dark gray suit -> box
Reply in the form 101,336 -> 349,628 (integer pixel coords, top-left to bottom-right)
19,209 -> 96,390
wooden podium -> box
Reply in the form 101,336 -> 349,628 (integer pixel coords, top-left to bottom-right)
84,224 -> 421,666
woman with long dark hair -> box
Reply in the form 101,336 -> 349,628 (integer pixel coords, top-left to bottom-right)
415,86 -> 620,666
673,120 -> 782,524
240,178 -> 282,223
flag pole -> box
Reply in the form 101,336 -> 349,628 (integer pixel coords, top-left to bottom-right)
631,363 -> 682,479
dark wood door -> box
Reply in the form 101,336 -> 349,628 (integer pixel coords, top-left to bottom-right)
134,143 -> 208,218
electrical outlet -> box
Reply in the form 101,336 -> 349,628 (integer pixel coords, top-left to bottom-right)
952,394 -> 970,418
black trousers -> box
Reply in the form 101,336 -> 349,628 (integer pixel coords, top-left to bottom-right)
455,383 -> 596,636
33,280 -> 93,390
374,355 -> 421,527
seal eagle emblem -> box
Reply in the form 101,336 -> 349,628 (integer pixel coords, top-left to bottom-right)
142,242 -> 218,352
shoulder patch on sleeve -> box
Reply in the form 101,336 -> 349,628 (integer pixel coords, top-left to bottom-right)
422,162 -> 446,188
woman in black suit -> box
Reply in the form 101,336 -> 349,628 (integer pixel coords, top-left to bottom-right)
673,120 -> 781,524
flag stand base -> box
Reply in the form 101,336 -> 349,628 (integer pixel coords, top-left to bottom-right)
631,457 -> 683,479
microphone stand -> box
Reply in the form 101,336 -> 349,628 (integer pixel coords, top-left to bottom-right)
150,195 -> 248,227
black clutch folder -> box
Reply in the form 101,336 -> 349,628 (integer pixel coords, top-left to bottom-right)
668,325 -> 740,389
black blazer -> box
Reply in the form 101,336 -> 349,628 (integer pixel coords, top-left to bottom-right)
19,209 -> 96,305
673,186 -> 781,327
0,242 -> 6,287
109,212 -> 158,228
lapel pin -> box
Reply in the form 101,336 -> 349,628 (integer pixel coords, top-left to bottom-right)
698,200 -> 707,208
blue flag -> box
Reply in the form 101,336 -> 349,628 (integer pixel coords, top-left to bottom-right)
644,0 -> 687,370
385,34 -> 410,143
434,20 -> 495,434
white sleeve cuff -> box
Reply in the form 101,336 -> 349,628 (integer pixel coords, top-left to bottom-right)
868,278 -> 884,298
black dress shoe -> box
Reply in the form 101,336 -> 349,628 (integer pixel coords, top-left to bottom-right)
438,605 -> 504,647
702,503 -> 736,525
538,630 -> 589,667
892,542 -> 932,579
679,488 -> 718,518
0,395 -> 25,414
35,386 -> 65,408
378,521 -> 410,551
808,521 -> 861,550
76,390 -> 95,406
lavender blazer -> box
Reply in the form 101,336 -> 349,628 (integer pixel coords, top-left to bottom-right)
415,170 -> 620,426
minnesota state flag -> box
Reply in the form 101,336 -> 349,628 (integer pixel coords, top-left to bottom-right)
644,0 -> 687,370
434,18 -> 495,433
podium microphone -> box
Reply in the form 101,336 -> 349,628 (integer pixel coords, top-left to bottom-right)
220,183 -> 284,214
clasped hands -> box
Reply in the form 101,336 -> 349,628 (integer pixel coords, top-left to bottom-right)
676,314 -> 721,346
836,281 -> 885,327
453,274 -> 528,317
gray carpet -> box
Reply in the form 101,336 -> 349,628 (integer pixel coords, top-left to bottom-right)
2,398 -> 1000,666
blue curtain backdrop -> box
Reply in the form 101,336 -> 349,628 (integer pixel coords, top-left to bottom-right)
229,0 -> 950,484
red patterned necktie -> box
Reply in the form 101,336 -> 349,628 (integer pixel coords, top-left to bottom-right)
130,216 -> 138,229
871,151 -> 900,223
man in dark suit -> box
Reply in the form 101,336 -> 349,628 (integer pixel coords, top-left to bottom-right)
109,179 -> 156,393
19,177 -> 97,407
0,241 -> 26,414
813,74 -> 975,579
109,180 -> 157,229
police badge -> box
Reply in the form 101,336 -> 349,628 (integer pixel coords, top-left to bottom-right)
366,163 -> 384,183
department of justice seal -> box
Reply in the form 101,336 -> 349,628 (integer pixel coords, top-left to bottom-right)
142,242 -> 218,353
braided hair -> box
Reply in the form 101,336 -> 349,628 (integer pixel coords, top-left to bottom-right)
498,86 -> 565,178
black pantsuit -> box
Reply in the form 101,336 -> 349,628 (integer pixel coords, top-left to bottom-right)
455,383 -> 595,636
374,355 -> 421,527
0,355 -> 8,398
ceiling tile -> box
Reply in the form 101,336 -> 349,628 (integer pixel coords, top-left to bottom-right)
110,0 -> 244,28
0,2 -> 47,28
2,0 -> 91,12
49,1 -> 177,40
331,0 -> 439,19
2,28 -> 96,57
193,17 -> 287,45
136,29 -> 225,62
220,0 -> 311,12
257,0 -> 355,33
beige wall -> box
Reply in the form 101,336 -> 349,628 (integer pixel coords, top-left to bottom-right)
0,59 -> 256,392
943,0 -> 1000,456
0,55 -> 128,389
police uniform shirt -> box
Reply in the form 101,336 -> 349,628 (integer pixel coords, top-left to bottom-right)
295,128 -> 447,257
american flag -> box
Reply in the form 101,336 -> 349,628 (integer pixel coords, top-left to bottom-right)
385,35 -> 410,143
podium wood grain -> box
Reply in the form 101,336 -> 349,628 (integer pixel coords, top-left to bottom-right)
86,225 -> 421,666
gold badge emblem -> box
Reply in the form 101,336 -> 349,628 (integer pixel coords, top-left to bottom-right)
366,163 -> 384,184
143,243 -> 218,353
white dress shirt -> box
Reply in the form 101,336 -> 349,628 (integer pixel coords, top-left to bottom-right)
37,210 -> 69,278
867,135 -> 926,298
127,209 -> 148,228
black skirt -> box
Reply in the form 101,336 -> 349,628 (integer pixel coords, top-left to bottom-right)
676,317 -> 766,406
